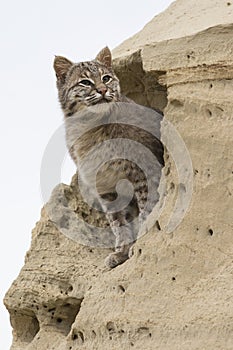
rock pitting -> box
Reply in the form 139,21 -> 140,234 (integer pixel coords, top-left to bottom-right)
4,0 -> 233,349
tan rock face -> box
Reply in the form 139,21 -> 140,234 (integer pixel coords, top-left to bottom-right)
4,0 -> 233,349
113,0 -> 233,57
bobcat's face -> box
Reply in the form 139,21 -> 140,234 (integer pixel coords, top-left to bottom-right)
54,47 -> 121,117
65,62 -> 120,110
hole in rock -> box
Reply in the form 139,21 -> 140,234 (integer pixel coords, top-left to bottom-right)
72,333 -> 78,340
208,228 -> 214,236
49,297 -> 84,335
77,331 -> 84,343
10,310 -> 40,344
137,326 -> 150,336
118,285 -> 125,293
106,321 -> 115,333
165,166 -> 171,176
170,182 -> 175,190
170,99 -> 184,107
206,109 -> 212,117
155,220 -> 161,231
172,277 -> 176,281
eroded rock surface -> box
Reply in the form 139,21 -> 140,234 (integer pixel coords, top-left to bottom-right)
4,0 -> 233,349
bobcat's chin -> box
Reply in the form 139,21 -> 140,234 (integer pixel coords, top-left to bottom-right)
89,95 -> 115,106
94,98 -> 113,105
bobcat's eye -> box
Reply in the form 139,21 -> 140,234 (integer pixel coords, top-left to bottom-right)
102,75 -> 112,84
79,79 -> 93,86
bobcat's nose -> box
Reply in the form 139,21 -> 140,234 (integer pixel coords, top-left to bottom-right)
96,85 -> 107,95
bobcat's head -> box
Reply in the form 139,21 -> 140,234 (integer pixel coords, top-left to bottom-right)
54,47 -> 121,117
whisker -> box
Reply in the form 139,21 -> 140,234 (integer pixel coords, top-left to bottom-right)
85,95 -> 100,101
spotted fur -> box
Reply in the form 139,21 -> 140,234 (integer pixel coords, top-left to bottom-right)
54,47 -> 164,268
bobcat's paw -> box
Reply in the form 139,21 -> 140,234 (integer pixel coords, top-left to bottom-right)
105,252 -> 129,269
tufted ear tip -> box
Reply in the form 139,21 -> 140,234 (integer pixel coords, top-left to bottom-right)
53,56 -> 73,80
95,46 -> 112,68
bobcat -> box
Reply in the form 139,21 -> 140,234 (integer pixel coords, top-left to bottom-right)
53,47 -> 164,268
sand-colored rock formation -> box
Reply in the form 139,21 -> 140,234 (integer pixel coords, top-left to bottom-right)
4,0 -> 233,349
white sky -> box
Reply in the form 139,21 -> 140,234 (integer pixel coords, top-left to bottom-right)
0,1 -> 174,348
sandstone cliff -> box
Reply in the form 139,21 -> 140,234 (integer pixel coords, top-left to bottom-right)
4,0 -> 233,349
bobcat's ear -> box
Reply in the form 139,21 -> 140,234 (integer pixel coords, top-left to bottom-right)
53,56 -> 73,80
95,46 -> 112,68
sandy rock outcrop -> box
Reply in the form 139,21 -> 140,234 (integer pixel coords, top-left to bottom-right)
4,0 -> 233,349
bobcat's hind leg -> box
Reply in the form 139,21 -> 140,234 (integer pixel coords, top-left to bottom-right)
134,178 -> 160,232
134,181 -> 149,230
105,212 -> 136,269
